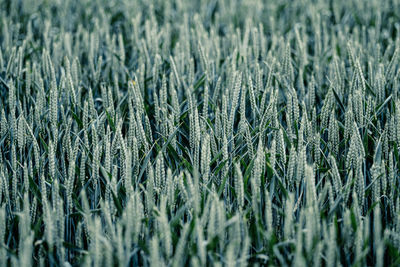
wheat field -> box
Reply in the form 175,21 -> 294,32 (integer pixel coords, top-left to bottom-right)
0,0 -> 400,266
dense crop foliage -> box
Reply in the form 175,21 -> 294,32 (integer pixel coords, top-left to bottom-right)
1,0 -> 400,266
